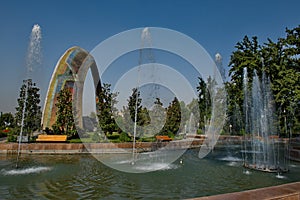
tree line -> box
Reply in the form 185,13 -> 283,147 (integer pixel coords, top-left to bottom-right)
226,25 -> 300,136
1,25 -> 299,142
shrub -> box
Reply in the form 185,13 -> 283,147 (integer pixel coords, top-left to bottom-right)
139,137 -> 155,142
7,134 -> 17,142
92,132 -> 101,142
107,132 -> 120,140
30,136 -> 37,142
197,129 -> 204,135
0,130 -> 7,138
69,138 -> 82,143
119,132 -> 131,142
167,132 -> 175,139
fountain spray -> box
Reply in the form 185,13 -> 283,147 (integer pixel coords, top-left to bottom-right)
16,24 -> 42,168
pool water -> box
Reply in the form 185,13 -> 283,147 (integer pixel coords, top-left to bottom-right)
1,146 -> 300,199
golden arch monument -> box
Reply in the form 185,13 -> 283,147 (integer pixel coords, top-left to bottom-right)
41,46 -> 101,130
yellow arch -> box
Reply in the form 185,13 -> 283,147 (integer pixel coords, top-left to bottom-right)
41,46 -> 101,130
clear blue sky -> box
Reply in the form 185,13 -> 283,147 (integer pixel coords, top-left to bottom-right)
0,0 -> 299,113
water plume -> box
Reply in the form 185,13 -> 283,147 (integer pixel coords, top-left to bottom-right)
16,24 -> 42,168
26,24 -> 42,75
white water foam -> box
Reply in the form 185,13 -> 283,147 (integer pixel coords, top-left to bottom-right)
115,159 -> 133,164
219,156 -> 242,162
243,170 -> 251,175
275,174 -> 286,179
227,161 -> 240,167
289,164 -> 298,168
2,166 -> 51,175
134,163 -> 178,171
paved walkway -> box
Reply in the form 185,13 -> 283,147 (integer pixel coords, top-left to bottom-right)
189,182 -> 300,200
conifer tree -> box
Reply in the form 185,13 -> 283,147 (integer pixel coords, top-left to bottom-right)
15,79 -> 41,135
52,88 -> 77,138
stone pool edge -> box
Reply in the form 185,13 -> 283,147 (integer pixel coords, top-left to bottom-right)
0,139 -> 204,154
188,182 -> 300,200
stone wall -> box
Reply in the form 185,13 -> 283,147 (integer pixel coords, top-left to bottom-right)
0,139 -> 204,154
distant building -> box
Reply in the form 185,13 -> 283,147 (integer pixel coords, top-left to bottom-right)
82,116 -> 98,132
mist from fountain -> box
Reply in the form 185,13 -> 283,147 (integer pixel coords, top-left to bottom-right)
188,113 -> 197,134
26,24 -> 42,74
243,68 -> 287,173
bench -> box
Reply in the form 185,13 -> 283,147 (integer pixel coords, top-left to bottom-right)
36,135 -> 67,142
269,135 -> 279,139
156,135 -> 172,142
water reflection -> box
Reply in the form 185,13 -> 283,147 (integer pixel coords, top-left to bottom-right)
0,147 -> 300,199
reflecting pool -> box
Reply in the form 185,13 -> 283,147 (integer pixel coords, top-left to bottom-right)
1,145 -> 300,199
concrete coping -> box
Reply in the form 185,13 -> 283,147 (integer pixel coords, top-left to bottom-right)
189,182 -> 300,200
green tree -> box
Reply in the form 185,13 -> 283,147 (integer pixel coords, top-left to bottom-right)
179,101 -> 190,132
52,88 -> 77,138
283,26 -> 300,134
121,88 -> 151,139
196,77 -> 212,131
271,26 -> 300,135
160,97 -> 181,138
128,88 -> 142,125
187,99 -> 199,125
148,98 -> 166,135
228,35 -> 262,109
127,88 -> 150,127
0,112 -> 15,129
97,83 -> 119,135
226,36 -> 263,135
227,25 -> 300,136
224,82 -> 244,135
258,26 -> 300,136
15,79 -> 42,135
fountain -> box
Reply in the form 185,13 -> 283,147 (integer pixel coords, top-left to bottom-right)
1,26 -> 300,199
131,28 -> 152,165
242,68 -> 288,173
16,24 -> 42,168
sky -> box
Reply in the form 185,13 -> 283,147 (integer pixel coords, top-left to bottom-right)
0,0 -> 299,114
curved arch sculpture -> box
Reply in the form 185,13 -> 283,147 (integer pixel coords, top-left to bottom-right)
41,46 -> 101,130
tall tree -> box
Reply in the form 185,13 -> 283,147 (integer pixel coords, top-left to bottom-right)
228,36 -> 262,109
196,77 -> 212,132
127,88 -> 150,127
226,36 -> 262,134
97,83 -> 119,135
227,25 -> 300,136
224,81 -> 243,135
160,97 -> 181,137
278,26 -> 300,134
148,98 -> 166,135
285,26 -> 300,133
52,88 -> 77,138
260,26 -> 300,135
15,79 -> 42,135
